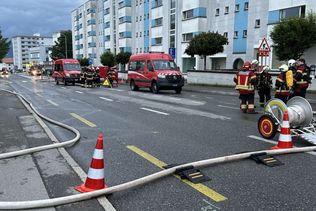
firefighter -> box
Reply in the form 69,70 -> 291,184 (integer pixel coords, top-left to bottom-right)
257,66 -> 272,107
275,64 -> 291,103
234,61 -> 257,113
94,67 -> 101,87
85,67 -> 95,88
292,58 -> 310,98
80,67 -> 87,87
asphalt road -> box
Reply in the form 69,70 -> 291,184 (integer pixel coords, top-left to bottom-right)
5,73 -> 316,210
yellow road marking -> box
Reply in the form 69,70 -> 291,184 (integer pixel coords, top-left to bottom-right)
70,113 -> 96,127
126,145 -> 227,202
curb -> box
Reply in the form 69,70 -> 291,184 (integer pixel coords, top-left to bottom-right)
17,94 -> 116,211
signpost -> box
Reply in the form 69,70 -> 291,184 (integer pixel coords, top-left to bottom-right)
258,38 -> 271,67
169,48 -> 176,59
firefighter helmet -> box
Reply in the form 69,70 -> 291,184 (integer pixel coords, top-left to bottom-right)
288,59 -> 296,67
262,66 -> 270,72
243,61 -> 251,70
251,59 -> 259,66
279,64 -> 289,72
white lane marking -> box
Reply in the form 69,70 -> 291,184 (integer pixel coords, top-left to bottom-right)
47,99 -> 59,106
36,94 -> 43,97
99,96 -> 113,102
22,81 -> 27,83
75,91 -> 83,94
248,135 -> 316,156
109,89 -> 124,92
140,107 -> 169,116
217,105 -> 240,110
248,135 -> 278,145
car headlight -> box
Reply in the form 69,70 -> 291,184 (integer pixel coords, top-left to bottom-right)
158,74 -> 166,79
65,73 -> 70,77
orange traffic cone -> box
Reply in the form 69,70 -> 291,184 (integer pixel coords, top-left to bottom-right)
75,133 -> 107,192
271,110 -> 293,150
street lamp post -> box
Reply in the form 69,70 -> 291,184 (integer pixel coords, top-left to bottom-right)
60,33 -> 67,59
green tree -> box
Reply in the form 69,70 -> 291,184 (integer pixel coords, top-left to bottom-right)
185,32 -> 228,70
50,30 -> 73,60
0,30 -> 10,61
79,57 -> 89,67
270,13 -> 316,61
115,52 -> 131,72
100,51 -> 115,67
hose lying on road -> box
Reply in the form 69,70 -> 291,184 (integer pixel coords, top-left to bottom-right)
1,88 -> 316,209
1,146 -> 316,209
0,89 -> 80,159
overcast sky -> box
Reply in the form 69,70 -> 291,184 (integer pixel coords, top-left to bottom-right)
0,0 -> 86,39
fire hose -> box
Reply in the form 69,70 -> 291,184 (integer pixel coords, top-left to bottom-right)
1,89 -> 316,209
0,89 -> 80,159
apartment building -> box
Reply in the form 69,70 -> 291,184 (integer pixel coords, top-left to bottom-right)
12,33 -> 53,69
72,0 -> 98,63
28,46 -> 52,65
72,0 -> 316,71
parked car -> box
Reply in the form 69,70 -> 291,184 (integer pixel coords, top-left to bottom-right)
52,59 -> 81,85
127,52 -> 184,94
0,68 -> 9,79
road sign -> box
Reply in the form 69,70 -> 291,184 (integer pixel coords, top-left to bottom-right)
258,38 -> 271,53
88,58 -> 93,65
169,48 -> 176,59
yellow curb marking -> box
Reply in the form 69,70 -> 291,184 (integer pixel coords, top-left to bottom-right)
126,145 -> 227,202
70,113 -> 96,127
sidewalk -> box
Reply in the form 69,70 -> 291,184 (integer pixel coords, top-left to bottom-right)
0,84 -> 109,210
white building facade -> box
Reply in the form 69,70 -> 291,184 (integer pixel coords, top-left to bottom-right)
71,0 -> 316,71
12,34 -> 53,69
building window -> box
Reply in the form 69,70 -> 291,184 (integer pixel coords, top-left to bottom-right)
215,8 -> 220,16
105,8 -> 110,15
152,0 -> 162,8
243,30 -> 247,38
171,0 -> 175,9
244,2 -> 249,10
223,32 -> 228,38
280,5 -> 306,19
183,9 -> 193,20
170,14 -> 175,30
182,33 -> 194,42
152,17 -> 163,27
136,32 -> 138,38
140,16 -> 142,21
152,37 -> 162,45
140,32 -> 142,37
170,35 -> 175,48
234,31 -> 238,39
136,16 -> 138,22
183,7 -> 206,20
255,19 -> 260,28
225,6 -> 229,14
235,4 -> 240,12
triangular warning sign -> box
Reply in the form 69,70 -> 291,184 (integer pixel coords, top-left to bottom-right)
103,78 -> 110,87
258,38 -> 271,52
